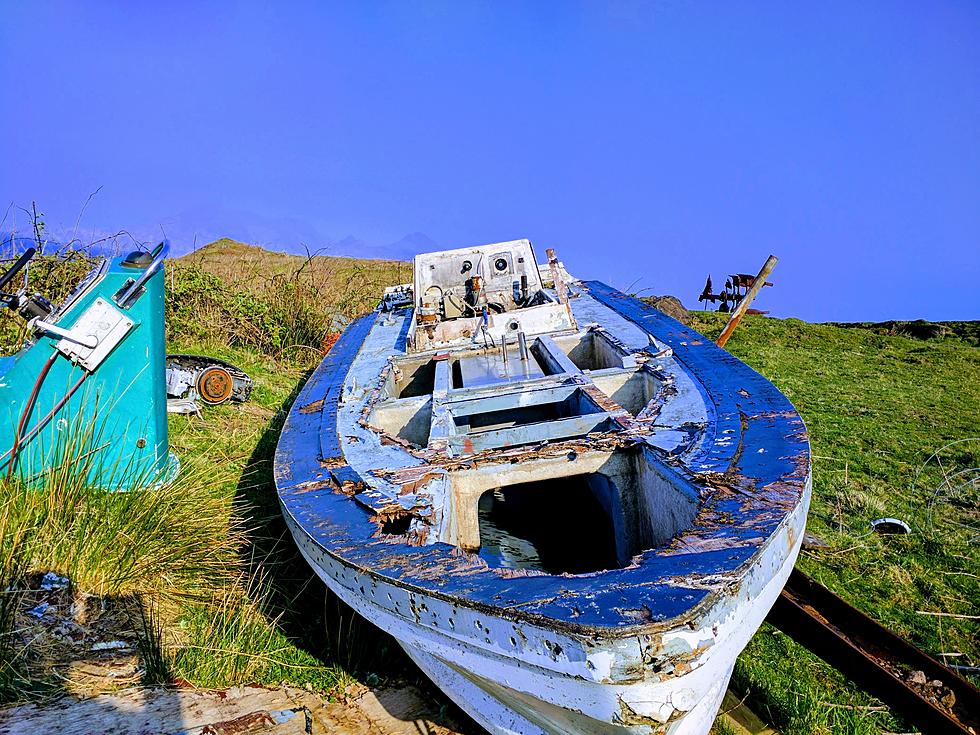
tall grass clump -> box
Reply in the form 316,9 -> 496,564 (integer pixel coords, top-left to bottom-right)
168,560 -> 348,692
165,261 -> 332,363
0,501 -> 31,700
1,418 -> 246,603
0,412 -> 252,698
167,239 -> 411,365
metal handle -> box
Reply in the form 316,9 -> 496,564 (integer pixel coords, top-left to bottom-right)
30,318 -> 99,348
0,247 -> 36,293
115,240 -> 170,308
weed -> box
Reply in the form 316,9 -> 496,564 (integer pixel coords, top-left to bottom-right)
132,597 -> 174,687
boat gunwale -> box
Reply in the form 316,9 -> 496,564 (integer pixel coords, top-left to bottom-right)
275,282 -> 811,635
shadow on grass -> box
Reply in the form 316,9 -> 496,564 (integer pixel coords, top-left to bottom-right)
233,368 -> 484,732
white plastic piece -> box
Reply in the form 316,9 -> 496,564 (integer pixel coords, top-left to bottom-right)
55,297 -> 134,372
166,397 -> 201,415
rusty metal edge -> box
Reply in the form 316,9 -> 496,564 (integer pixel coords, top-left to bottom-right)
767,569 -> 980,734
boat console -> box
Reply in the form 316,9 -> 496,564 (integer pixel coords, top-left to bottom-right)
0,243 -> 175,488
407,239 -> 576,352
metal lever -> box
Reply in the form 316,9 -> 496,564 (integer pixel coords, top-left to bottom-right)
30,318 -> 99,349
115,240 -> 170,308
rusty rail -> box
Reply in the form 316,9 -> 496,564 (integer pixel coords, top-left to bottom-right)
768,569 -> 980,734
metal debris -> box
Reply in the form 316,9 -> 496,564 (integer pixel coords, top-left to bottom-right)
39,572 -> 69,590
871,517 -> 912,535
165,354 -> 253,406
769,568 -> 980,734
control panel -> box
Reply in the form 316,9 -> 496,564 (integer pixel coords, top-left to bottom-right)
413,239 -> 544,323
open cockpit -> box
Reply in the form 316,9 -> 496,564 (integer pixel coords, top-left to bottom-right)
355,240 -> 709,571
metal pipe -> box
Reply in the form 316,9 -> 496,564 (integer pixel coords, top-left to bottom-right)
517,331 -> 529,362
499,339 -> 509,374
115,240 -> 170,309
716,254 -> 778,348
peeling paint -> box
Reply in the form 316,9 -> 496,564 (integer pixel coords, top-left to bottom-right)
274,257 -> 811,735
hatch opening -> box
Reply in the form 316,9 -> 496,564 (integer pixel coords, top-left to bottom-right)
477,474 -> 624,575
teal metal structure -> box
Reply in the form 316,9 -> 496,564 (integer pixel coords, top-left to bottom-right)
0,243 -> 176,488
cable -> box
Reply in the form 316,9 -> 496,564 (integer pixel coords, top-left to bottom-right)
445,291 -> 472,317
6,352 -> 57,479
1,369 -> 88,476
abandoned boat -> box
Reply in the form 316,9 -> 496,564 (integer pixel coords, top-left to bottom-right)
275,240 -> 811,735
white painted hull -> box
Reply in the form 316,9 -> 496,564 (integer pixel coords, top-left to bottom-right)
286,481 -> 809,734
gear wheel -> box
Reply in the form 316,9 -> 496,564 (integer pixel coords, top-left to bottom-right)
196,366 -> 235,405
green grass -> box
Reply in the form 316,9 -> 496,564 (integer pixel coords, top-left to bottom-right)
689,311 -> 979,734
1,236 -> 976,734
152,343 -> 346,694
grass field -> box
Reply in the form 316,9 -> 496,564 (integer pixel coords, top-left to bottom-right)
688,312 -> 979,734
1,239 -> 976,735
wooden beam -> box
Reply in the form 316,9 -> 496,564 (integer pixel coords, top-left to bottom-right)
716,255 -> 778,348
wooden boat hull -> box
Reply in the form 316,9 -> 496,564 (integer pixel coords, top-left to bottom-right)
276,242 -> 811,734
286,491 -> 807,733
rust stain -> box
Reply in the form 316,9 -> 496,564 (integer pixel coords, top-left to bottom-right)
299,398 -> 325,414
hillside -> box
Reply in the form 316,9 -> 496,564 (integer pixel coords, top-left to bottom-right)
175,237 -> 412,295
0,241 -> 976,734
164,239 -> 411,361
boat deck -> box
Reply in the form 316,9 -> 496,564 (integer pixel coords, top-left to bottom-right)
275,281 -> 809,634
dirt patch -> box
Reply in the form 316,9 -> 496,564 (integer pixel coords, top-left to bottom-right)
0,682 -> 469,735
3,573 -> 149,697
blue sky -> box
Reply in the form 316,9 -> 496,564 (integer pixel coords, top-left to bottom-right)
1,1 -> 977,321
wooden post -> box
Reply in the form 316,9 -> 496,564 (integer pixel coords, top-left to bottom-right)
545,248 -> 568,305
715,255 -> 778,348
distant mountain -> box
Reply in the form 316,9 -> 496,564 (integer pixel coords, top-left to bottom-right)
1,194 -> 441,261
3,218 -> 440,263
1,230 -> 143,258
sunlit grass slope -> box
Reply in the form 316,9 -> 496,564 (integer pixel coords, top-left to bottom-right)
691,312 -> 979,735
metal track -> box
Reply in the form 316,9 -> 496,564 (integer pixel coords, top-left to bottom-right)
768,569 -> 980,734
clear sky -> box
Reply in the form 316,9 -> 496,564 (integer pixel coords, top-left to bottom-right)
1,1 -> 977,322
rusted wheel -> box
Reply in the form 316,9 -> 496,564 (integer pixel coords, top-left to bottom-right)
196,366 -> 234,405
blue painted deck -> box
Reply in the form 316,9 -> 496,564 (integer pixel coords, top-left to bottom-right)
275,283 -> 809,633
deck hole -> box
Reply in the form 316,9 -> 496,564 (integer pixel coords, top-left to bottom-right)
477,474 -> 624,575
394,358 -> 437,398
380,514 -> 412,535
